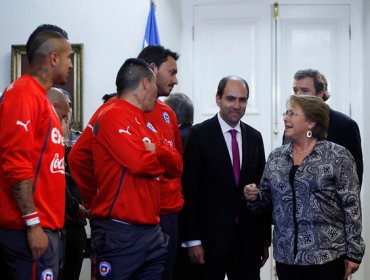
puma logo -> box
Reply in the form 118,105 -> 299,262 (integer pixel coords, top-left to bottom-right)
16,120 -> 30,132
118,126 -> 131,135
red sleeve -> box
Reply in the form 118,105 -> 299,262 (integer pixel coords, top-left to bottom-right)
68,99 -> 117,208
68,126 -> 96,208
172,111 -> 183,155
155,139 -> 183,179
96,109 -> 166,176
152,108 -> 183,178
0,89 -> 36,186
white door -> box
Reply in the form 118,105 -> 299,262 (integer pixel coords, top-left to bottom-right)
193,3 -> 273,155
193,2 -> 351,153
272,3 -> 351,149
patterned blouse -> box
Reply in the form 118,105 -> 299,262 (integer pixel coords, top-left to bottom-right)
253,140 -> 364,265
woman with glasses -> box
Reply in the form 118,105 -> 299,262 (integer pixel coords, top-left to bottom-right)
244,95 -> 364,280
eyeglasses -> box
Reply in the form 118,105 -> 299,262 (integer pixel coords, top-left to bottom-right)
282,111 -> 305,118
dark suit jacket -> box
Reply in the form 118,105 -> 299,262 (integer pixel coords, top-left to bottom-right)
181,115 -> 270,260
179,123 -> 192,149
327,108 -> 363,186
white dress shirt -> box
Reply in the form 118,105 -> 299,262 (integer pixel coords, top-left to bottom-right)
217,113 -> 242,169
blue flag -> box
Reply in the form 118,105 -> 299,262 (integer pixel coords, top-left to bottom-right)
142,1 -> 160,48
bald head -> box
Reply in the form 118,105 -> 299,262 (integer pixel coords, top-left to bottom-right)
47,87 -> 70,122
216,75 -> 249,99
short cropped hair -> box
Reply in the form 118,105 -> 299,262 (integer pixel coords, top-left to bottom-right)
164,93 -> 194,125
294,69 -> 330,101
26,24 -> 68,63
216,75 -> 249,99
138,45 -> 179,67
288,95 -> 329,140
116,58 -> 154,94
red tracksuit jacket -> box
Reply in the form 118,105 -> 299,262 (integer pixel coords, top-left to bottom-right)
90,99 -> 182,224
0,75 -> 65,230
68,97 -> 117,208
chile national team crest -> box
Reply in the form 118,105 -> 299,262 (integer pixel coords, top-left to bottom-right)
99,261 -> 112,277
162,112 -> 170,124
41,269 -> 53,280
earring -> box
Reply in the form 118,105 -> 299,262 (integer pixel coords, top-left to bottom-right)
306,130 -> 312,138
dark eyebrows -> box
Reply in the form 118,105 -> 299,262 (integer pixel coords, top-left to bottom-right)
225,96 -> 247,102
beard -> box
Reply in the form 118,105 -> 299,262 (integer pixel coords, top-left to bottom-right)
53,71 -> 69,86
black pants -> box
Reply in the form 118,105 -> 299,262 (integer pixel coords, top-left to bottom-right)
91,219 -> 168,280
173,247 -> 204,280
160,213 -> 179,280
0,229 -> 63,280
60,225 -> 87,280
276,256 -> 345,280
193,225 -> 261,280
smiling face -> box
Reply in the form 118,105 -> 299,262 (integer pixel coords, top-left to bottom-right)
283,102 -> 316,142
216,79 -> 248,128
155,56 -> 178,97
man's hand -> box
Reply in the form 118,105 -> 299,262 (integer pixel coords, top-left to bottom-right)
13,179 -> 49,260
261,245 -> 269,267
343,259 -> 359,280
143,141 -> 156,153
27,225 -> 49,260
243,183 -> 259,201
188,245 -> 205,264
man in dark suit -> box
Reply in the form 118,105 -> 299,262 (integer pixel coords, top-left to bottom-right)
181,76 -> 270,280
285,69 -> 363,186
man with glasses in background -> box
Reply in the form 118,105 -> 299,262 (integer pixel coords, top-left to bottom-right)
283,69 -> 363,187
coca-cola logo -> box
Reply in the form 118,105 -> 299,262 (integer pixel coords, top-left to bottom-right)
50,153 -> 65,174
51,127 -> 64,145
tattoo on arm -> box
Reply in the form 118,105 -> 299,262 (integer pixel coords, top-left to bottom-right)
12,179 -> 36,215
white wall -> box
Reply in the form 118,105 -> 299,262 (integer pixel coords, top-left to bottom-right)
0,0 -> 182,126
